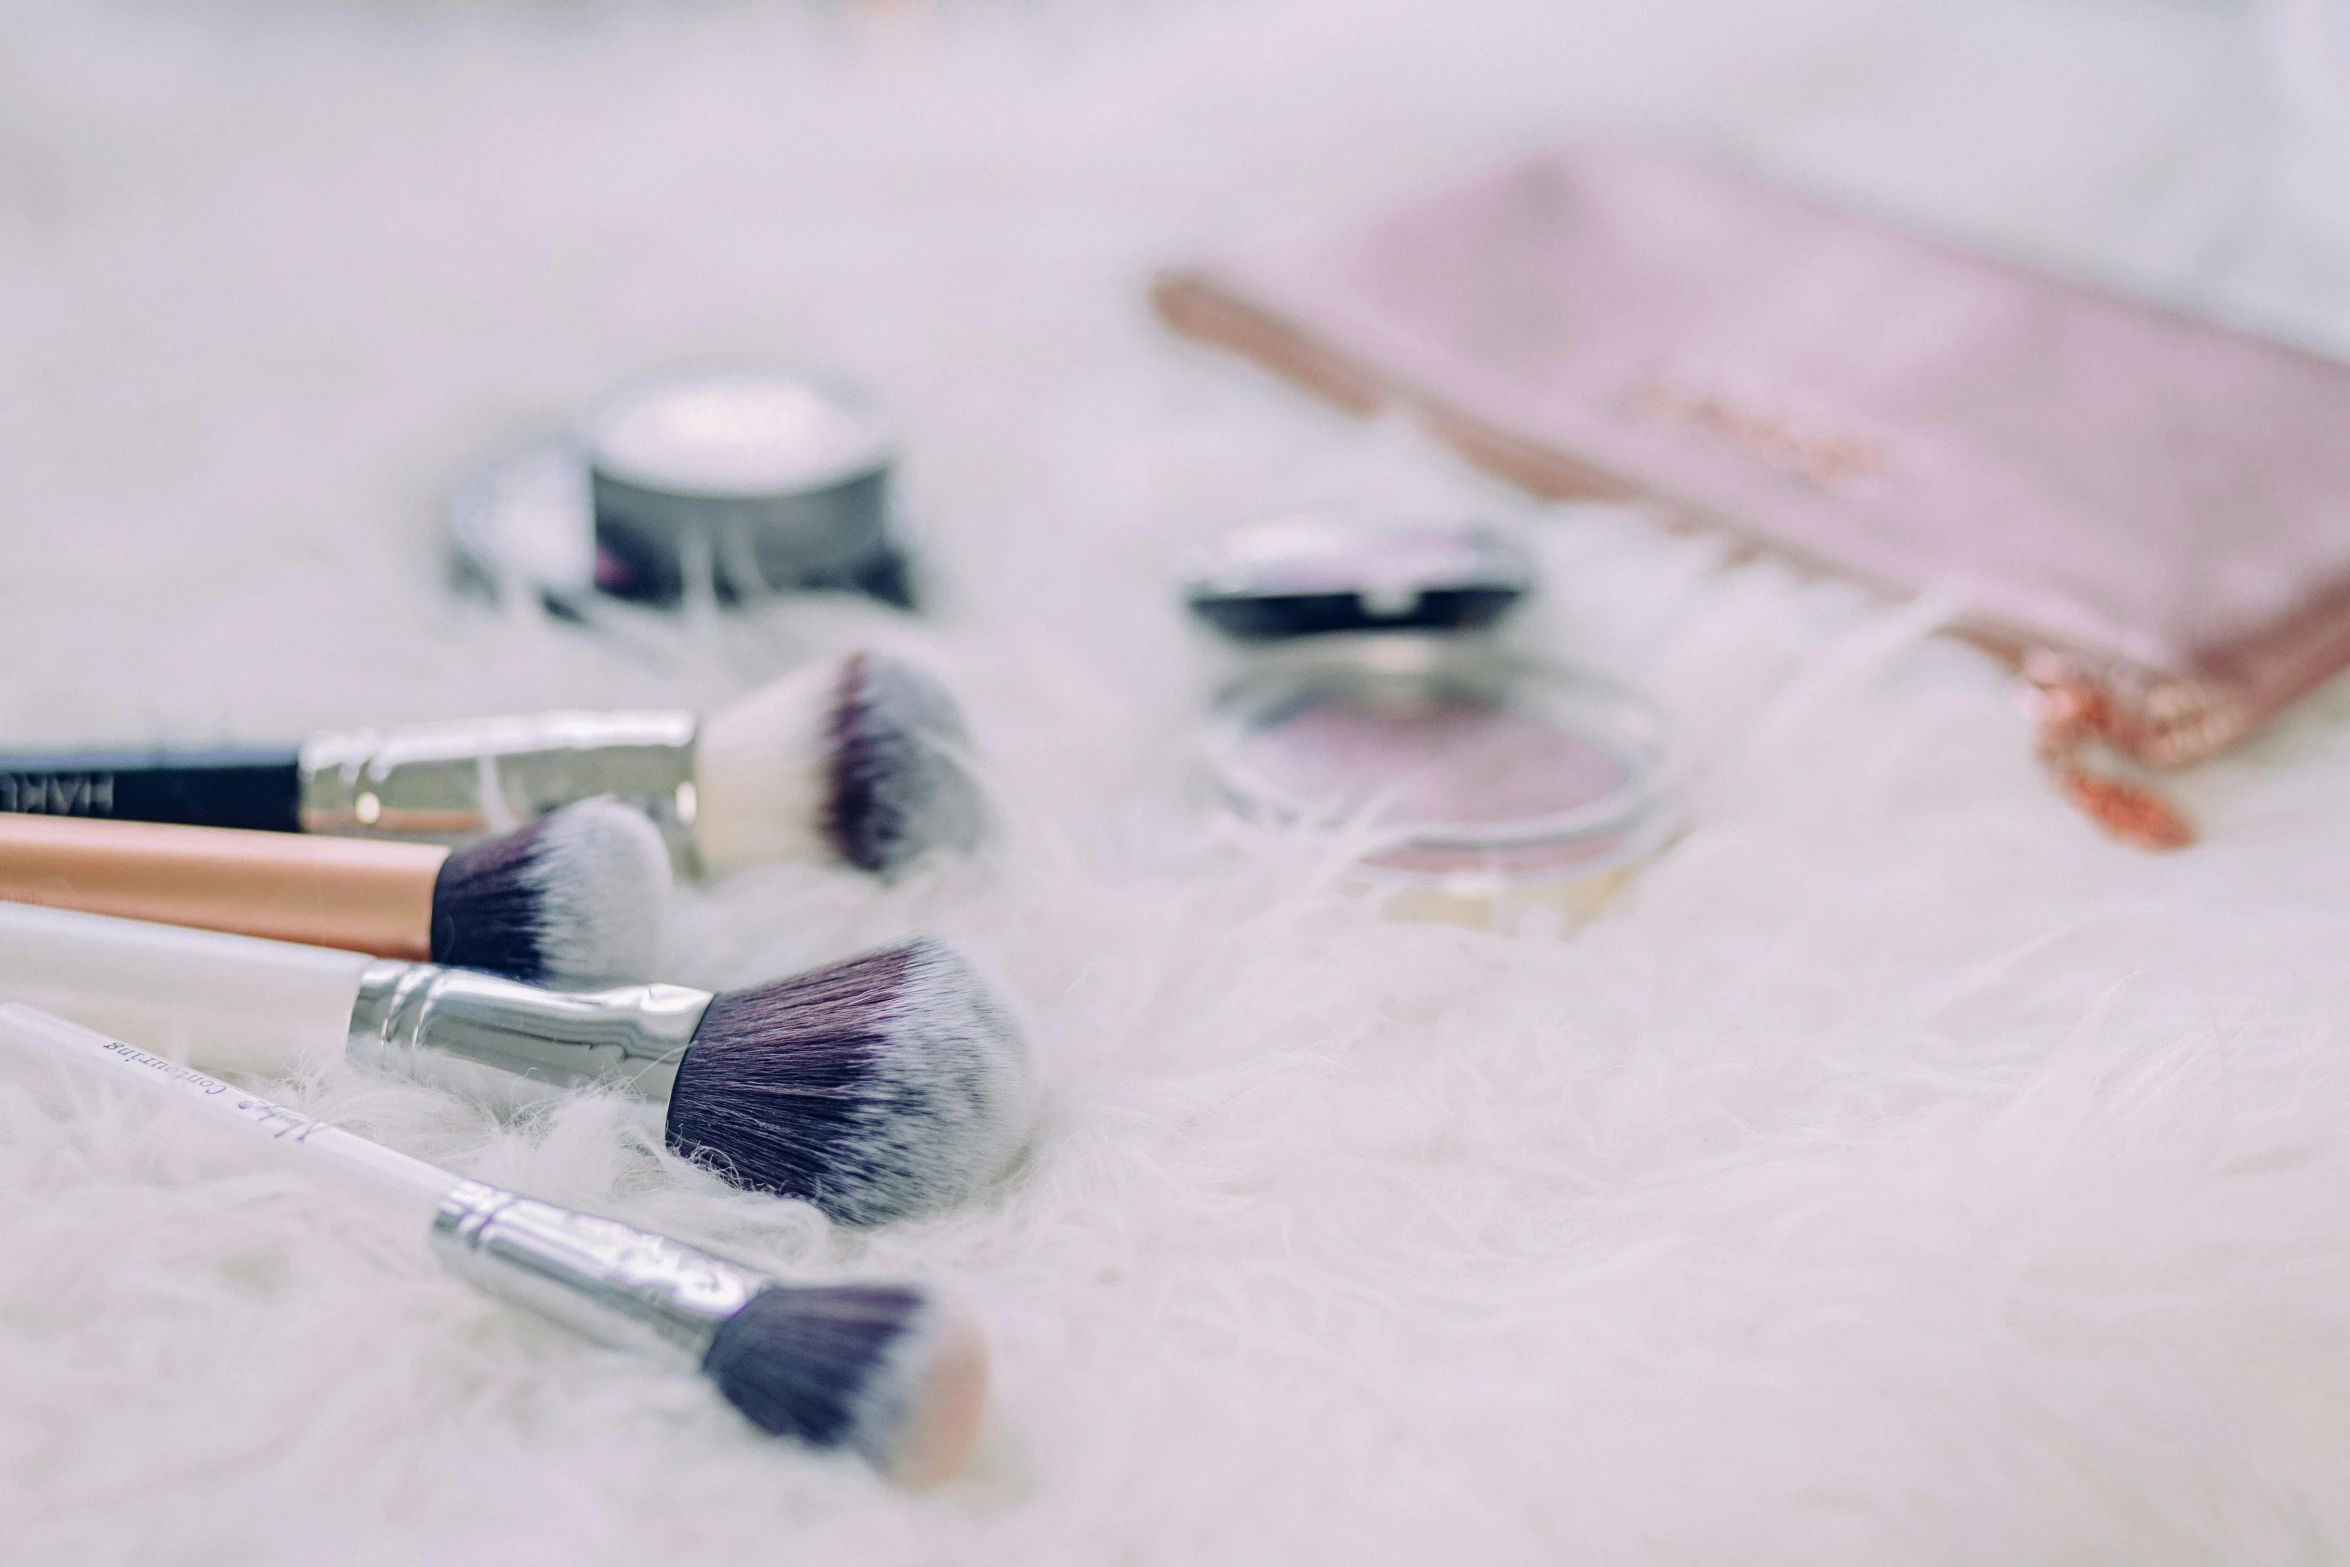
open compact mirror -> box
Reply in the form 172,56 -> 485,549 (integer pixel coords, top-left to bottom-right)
1186,510 -> 1678,919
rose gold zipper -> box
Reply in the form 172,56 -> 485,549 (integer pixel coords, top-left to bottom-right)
2022,658 -> 2194,850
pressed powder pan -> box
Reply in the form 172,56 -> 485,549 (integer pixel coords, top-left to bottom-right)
1206,640 -> 1674,895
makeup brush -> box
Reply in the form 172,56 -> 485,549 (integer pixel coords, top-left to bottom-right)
0,799 -> 670,987
0,648 -> 987,879
0,1003 -> 988,1485
0,901 -> 1032,1225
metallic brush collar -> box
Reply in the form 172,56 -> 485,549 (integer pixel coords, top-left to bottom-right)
298,711 -> 701,864
347,960 -> 711,1103
431,1180 -> 772,1366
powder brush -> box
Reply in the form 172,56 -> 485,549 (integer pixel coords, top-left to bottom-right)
0,648 -> 986,879
0,901 -> 1034,1225
0,1003 -> 987,1485
0,799 -> 671,987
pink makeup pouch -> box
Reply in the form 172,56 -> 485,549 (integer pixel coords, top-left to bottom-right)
1154,142 -> 2350,847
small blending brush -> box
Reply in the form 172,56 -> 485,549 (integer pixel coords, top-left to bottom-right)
0,799 -> 670,987
0,901 -> 1031,1225
0,1003 -> 988,1485
0,648 -> 986,878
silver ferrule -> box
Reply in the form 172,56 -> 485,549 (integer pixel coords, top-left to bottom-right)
429,1180 -> 774,1366
348,960 -> 712,1103
297,710 -> 701,860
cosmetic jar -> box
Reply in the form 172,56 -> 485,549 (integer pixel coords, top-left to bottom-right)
449,367 -> 915,616
1185,511 -> 1676,924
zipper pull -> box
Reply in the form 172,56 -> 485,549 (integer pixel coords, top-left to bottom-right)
2023,669 -> 2194,851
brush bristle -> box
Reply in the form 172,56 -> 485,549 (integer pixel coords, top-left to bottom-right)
429,799 -> 673,985
699,1284 -> 986,1484
662,938 -> 1032,1223
692,650 -> 986,879
824,650 -> 987,876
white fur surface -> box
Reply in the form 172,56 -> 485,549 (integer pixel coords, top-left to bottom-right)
5,0 -> 2350,1560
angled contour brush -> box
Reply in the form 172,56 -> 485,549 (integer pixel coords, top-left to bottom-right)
0,648 -> 985,879
0,799 -> 670,987
0,1003 -> 987,1485
0,900 -> 1031,1226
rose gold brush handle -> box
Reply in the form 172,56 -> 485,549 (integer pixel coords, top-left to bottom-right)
0,814 -> 444,960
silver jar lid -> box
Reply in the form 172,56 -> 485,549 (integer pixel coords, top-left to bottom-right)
1204,639 -> 1676,891
1181,510 -> 1534,641
448,367 -> 913,615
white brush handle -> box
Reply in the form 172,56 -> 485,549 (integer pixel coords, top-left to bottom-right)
0,901 -> 372,1076
0,1002 -> 789,1378
0,1002 -> 460,1208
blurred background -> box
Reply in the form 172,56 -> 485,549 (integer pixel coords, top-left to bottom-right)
3,0 -> 2347,748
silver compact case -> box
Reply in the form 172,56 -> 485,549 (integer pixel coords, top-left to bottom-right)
1186,510 -> 1677,922
1181,509 -> 1534,640
449,367 -> 915,617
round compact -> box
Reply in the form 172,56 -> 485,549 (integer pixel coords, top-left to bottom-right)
1205,640 -> 1676,902
448,435 -> 600,613
1184,509 -> 1676,920
448,367 -> 913,616
1181,509 -> 1533,639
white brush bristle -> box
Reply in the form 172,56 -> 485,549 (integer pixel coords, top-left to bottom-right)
690,650 -> 986,879
519,799 -> 674,986
691,660 -> 839,876
864,940 -> 1035,1208
663,936 -> 1035,1223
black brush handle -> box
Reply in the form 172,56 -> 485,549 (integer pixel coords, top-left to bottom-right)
0,747 -> 304,832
